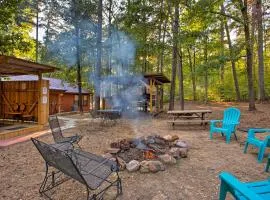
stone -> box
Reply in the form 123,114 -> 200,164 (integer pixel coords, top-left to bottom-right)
126,160 -> 140,172
106,148 -> 120,154
140,160 -> 165,173
179,148 -> 188,158
148,161 -> 165,172
163,135 -> 179,142
116,157 -> 126,171
170,135 -> 179,142
140,161 -> 150,173
102,153 -> 113,159
162,135 -> 172,141
158,154 -> 177,164
169,147 -> 181,159
175,140 -> 189,148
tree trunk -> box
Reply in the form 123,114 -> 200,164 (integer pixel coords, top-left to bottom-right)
203,36 -> 208,104
75,25 -> 83,113
159,2 -> 169,110
36,1 -> 39,62
178,48 -> 184,110
220,6 -> 225,100
187,47 -> 196,101
256,0 -> 265,101
169,2 -> 179,110
95,0 -> 102,110
222,4 -> 241,101
239,0 -> 256,110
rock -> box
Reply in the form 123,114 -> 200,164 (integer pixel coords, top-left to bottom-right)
140,161 -> 150,173
169,147 -> 181,159
170,135 -> 179,142
158,154 -> 177,164
162,135 -> 172,141
116,157 -> 126,171
163,135 -> 179,142
148,161 -> 165,172
179,148 -> 188,158
175,140 -> 189,148
140,160 -> 165,173
126,160 -> 140,172
106,148 -> 120,154
102,153 -> 113,159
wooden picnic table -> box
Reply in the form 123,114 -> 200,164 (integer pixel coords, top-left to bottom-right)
167,109 -> 212,127
96,109 -> 122,119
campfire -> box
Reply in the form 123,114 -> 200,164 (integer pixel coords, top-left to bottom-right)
105,135 -> 190,173
143,150 -> 156,160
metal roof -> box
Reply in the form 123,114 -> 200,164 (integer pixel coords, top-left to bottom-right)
144,73 -> 171,84
6,75 -> 91,94
0,56 -> 58,76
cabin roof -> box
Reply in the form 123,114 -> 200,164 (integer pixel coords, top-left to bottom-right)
0,56 -> 58,76
6,75 -> 92,94
143,73 -> 170,84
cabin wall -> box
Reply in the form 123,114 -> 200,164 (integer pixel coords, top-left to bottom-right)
49,92 -> 91,114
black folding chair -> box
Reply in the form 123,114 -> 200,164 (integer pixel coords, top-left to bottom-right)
48,115 -> 82,148
31,138 -> 122,200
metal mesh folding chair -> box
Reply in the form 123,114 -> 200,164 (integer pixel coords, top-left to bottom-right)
31,138 -> 122,200
49,115 -> 82,148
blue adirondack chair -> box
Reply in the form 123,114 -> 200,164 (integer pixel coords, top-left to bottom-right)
219,171 -> 270,200
266,155 -> 270,172
210,107 -> 241,144
243,128 -> 270,163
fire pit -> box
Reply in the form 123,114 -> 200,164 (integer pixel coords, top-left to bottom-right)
105,135 -> 190,173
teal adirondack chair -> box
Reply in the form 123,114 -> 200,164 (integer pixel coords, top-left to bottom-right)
210,107 -> 241,144
243,128 -> 270,162
219,171 -> 270,200
266,155 -> 270,172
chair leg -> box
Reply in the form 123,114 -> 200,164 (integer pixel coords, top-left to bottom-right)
258,146 -> 265,163
225,133 -> 231,144
219,181 -> 228,200
265,158 -> 270,172
210,129 -> 214,140
243,142 -> 249,153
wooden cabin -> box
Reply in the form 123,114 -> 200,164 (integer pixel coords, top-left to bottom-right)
0,55 -> 57,139
6,75 -> 93,115
99,73 -> 170,113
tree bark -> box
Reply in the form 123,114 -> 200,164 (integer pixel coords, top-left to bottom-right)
178,47 -> 184,110
203,36 -> 208,104
75,25 -> 83,113
239,0 -> 256,110
222,4 -> 241,101
256,0 -> 265,101
220,6 -> 225,100
187,47 -> 196,101
169,2 -> 179,110
95,0 -> 102,110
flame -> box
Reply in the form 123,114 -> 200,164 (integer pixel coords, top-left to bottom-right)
144,150 -> 156,160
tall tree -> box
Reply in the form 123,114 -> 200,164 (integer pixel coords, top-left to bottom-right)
222,4 -> 241,101
95,0 -> 102,110
169,1 -> 179,110
237,0 -> 256,110
256,0 -> 265,101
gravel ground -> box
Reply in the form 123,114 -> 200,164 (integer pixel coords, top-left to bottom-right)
0,101 -> 269,200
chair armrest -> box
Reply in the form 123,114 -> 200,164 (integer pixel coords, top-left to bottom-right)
210,120 -> 223,125
219,172 -> 264,200
248,128 -> 270,138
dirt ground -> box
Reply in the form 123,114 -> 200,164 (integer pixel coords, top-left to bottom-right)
1,101 -> 270,200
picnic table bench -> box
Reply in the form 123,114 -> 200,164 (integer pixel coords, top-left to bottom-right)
167,109 -> 212,128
